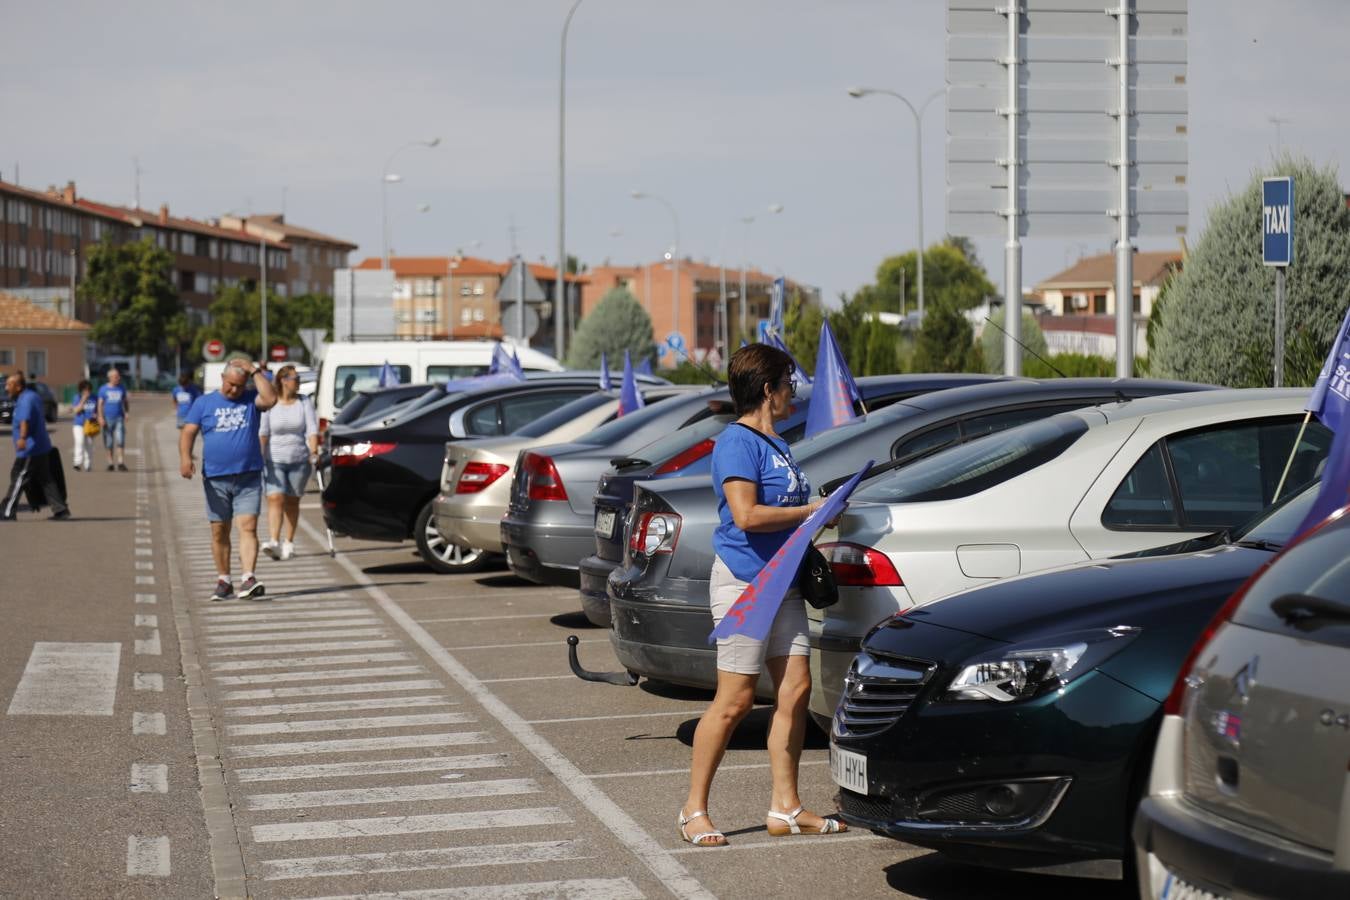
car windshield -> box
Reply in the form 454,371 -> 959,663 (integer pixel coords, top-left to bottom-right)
1233,482 -> 1319,547
854,413 -> 1089,504
627,412 -> 737,465
574,391 -> 713,446
514,392 -> 615,438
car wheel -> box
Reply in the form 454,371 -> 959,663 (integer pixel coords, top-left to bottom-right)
414,500 -> 489,574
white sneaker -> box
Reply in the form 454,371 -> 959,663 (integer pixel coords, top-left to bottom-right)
261,541 -> 279,560
280,541 -> 295,561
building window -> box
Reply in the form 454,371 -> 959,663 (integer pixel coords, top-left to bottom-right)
181,234 -> 196,255
26,349 -> 47,377
209,239 -> 218,259
473,281 -> 484,296
0,348 -> 13,366
1132,292 -> 1142,314
1092,294 -> 1108,314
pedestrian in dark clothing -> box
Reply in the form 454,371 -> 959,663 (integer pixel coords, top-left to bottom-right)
3,372 -> 70,520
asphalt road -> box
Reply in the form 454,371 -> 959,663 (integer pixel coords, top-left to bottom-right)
1,399 -> 1133,899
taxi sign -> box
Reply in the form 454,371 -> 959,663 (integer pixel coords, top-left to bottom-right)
1262,176 -> 1294,267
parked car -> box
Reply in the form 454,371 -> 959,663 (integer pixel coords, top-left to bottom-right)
323,376 -> 612,573
0,381 -> 59,425
1132,501 -> 1350,900
606,378 -> 1216,695
810,387 -> 1328,722
330,382 -> 437,430
581,374 -> 1007,626
828,483 -> 1319,881
433,386 -> 702,554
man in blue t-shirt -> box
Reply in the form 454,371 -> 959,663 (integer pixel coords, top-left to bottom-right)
96,367 -> 131,471
171,372 -> 202,429
3,372 -> 69,520
180,358 -> 278,600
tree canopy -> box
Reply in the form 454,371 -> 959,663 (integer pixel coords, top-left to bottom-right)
1150,155 -> 1350,386
913,304 -> 982,373
980,308 -> 1049,375
197,285 -> 333,364
565,287 -> 655,369
79,237 -> 179,376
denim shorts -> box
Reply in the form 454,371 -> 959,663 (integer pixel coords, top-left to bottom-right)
102,417 -> 126,448
264,460 -> 313,497
709,556 -> 809,675
203,471 -> 263,522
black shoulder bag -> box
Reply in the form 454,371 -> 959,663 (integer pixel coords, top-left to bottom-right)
732,424 -> 838,609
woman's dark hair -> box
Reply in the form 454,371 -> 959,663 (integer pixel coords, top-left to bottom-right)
727,343 -> 794,415
178,372 -> 193,386
78,379 -> 92,392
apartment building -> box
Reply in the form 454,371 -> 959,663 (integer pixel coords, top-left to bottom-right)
219,213 -> 357,300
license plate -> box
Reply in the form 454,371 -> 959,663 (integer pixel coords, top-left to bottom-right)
829,744 -> 868,794
594,510 -> 616,538
1159,867 -> 1227,900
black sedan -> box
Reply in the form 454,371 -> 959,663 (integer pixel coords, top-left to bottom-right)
828,484 -> 1317,880
0,381 -> 59,425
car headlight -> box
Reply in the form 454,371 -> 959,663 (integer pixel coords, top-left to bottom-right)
942,626 -> 1140,703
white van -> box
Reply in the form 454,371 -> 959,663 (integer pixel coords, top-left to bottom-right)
315,340 -> 563,427
203,361 -> 316,397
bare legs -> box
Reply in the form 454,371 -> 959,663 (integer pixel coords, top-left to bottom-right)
683,670 -> 757,844
266,494 -> 302,544
210,520 -> 232,577
237,514 -> 259,574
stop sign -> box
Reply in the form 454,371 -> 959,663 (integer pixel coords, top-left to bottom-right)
202,338 -> 225,362
270,343 -> 288,362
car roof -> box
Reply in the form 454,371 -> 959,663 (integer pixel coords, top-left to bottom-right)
894,376 -> 1209,414
1085,387 -> 1309,424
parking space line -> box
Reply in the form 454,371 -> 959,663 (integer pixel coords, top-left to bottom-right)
479,675 -> 575,684
226,712 -> 475,737
417,614 -> 559,624
220,679 -> 444,701
213,666 -> 427,685
526,711 -> 696,725
440,639 -> 607,651
257,840 -> 590,881
251,806 -> 570,843
304,877 -> 645,900
234,754 -> 511,783
587,759 -> 827,780
244,778 -> 542,811
224,696 -> 454,717
230,732 -> 493,758
668,833 -> 886,854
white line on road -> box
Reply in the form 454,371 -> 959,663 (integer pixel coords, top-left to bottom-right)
440,638 -> 607,651
132,711 -> 166,735
134,614 -> 158,627
135,547 -> 153,556
135,561 -> 154,570
245,777 -> 541,811
225,695 -> 453,717
527,710 -> 697,725
125,835 -> 170,876
204,627 -> 386,644
202,617 -> 379,634
221,679 -> 444,700
134,593 -> 157,604
258,840 -> 588,881
133,673 -> 164,692
214,666 -> 429,686
130,763 -> 168,793
207,639 -> 403,656
136,536 -> 152,543
306,878 -> 643,900
586,759 -> 828,780
201,600 -> 363,617
199,609 -> 372,627
668,833 -> 885,854
227,712 -> 475,737
233,753 -> 510,783
6,642 -> 121,716
231,732 -> 492,759
479,675 -> 575,684
135,631 -> 162,656
209,651 -> 411,671
251,805 -> 569,842
417,613 -> 558,624
135,576 -> 155,585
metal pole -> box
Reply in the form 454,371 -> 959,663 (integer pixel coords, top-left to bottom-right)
1274,267 -> 1286,387
446,259 -> 455,340
914,103 -> 926,322
348,268 -> 355,341
381,176 -> 389,270
1002,3 -> 1023,376
557,0 -> 584,363
1113,0 -> 1135,378
515,256 -> 525,343
260,237 -> 268,363
718,221 -> 729,353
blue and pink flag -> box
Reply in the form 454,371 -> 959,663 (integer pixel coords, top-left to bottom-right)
803,320 -> 861,438
617,349 -> 645,417
637,356 -> 653,376
710,460 -> 875,643
600,351 -> 613,390
768,333 -> 812,386
1293,307 -> 1350,536
768,277 -> 786,339
488,343 -> 524,379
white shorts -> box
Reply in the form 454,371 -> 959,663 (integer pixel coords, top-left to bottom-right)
709,556 -> 809,676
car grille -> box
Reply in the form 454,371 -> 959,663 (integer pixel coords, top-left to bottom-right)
834,652 -> 935,739
838,788 -> 894,824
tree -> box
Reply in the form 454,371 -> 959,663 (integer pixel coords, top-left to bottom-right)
912,304 -> 980,373
783,293 -> 825,374
1150,155 -> 1350,386
860,240 -> 997,317
196,287 -> 333,364
565,287 -> 655,369
861,318 -> 900,376
79,237 -> 179,382
980,308 -> 1049,374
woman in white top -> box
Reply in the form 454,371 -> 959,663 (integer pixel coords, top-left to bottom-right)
259,365 -> 319,559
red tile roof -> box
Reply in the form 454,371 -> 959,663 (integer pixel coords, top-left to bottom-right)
1035,251 -> 1182,290
0,291 -> 91,331
354,256 -> 588,283
70,199 -> 291,248
238,214 -> 358,250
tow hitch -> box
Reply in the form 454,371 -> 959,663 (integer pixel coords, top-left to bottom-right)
566,635 -> 638,686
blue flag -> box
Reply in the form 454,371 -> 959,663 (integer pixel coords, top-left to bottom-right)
637,356 -> 653,376
490,343 -> 524,380
377,360 -> 399,387
1292,307 -> 1350,536
739,339 -> 749,350
600,351 -> 613,390
710,461 -> 875,643
511,347 -> 524,379
768,333 -> 812,386
803,320 -> 861,438
768,277 -> 786,338
618,350 -> 645,417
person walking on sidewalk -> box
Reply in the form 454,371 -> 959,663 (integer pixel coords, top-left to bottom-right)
171,372 -> 202,429
3,372 -> 70,520
71,380 -> 97,472
97,367 -> 130,471
259,364 -> 319,560
179,358 -> 277,600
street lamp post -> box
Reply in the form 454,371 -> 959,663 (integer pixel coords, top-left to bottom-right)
847,86 -> 943,321
719,204 -> 784,350
631,191 -> 681,345
557,0 -> 584,363
381,138 -> 440,270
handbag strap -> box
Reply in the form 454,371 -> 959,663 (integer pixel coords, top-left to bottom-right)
731,422 -> 788,457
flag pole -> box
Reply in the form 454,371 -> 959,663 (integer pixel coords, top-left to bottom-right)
1272,410 -> 1313,502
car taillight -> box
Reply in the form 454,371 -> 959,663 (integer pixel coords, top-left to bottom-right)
330,441 -> 397,466
524,453 -> 568,502
456,461 -> 510,494
654,438 -> 716,476
818,542 -> 902,586
629,512 -> 681,556
319,417 -> 330,432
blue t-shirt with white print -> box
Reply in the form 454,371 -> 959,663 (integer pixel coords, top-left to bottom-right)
711,423 -> 811,582
97,383 -> 127,420
186,389 -> 264,477
173,384 -> 202,421
73,395 -> 97,426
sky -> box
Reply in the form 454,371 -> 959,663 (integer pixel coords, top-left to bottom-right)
2,1 -> 1348,314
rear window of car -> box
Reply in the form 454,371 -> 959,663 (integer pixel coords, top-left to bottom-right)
628,413 -> 737,465
514,392 -> 614,438
854,413 -> 1089,504
575,392 -> 712,446
1231,511 -> 1350,650
332,365 -> 412,409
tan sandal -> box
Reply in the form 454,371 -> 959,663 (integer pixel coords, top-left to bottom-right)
678,809 -> 727,847
766,805 -> 847,836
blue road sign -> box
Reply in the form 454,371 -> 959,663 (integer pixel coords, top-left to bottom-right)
1263,176 -> 1294,267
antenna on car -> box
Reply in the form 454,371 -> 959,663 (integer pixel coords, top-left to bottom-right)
663,340 -> 726,386
983,316 -> 1067,378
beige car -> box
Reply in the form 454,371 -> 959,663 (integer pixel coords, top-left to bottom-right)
433,387 -> 694,553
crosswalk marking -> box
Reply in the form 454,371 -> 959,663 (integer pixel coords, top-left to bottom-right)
201,600 -> 363,617
213,665 -> 427,686
205,627 -> 386,644
6,642 -> 121,716
306,877 -> 645,900
257,840 -> 588,881
221,679 -> 443,700
135,631 -> 162,656
126,835 -> 170,877
244,777 -> 541,811
251,805 -> 569,842
233,753 -> 511,783
210,651 -> 411,671
132,711 -> 166,735
134,593 -> 157,604
199,610 -> 374,627
230,732 -> 492,758
130,763 -> 168,793
133,673 -> 164,692
135,614 -> 158,627
224,695 -> 453,717
207,639 -> 403,656
226,712 -> 474,737
203,617 -> 379,634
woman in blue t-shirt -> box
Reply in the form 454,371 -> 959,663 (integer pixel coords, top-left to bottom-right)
70,379 -> 97,472
677,343 -> 846,848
